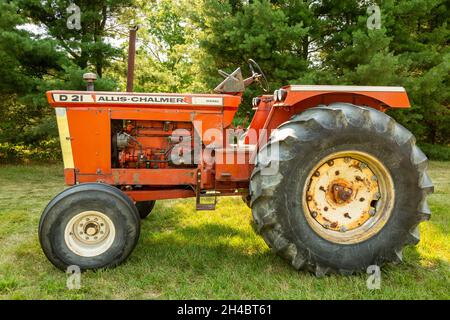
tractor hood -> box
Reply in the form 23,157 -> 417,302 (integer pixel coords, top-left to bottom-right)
47,91 -> 242,109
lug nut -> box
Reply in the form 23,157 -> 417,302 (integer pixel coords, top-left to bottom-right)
327,160 -> 334,166
369,208 -> 376,216
311,211 -> 318,218
307,195 -> 313,201
374,192 -> 381,200
359,163 -> 368,169
314,171 -> 320,177
344,157 -> 351,163
340,226 -> 347,232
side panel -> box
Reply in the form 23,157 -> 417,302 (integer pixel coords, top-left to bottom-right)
77,169 -> 197,185
215,148 -> 253,182
49,90 -> 249,198
67,108 -> 111,175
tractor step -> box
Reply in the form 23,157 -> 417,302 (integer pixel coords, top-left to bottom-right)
195,171 -> 217,211
196,203 -> 216,211
196,192 -> 217,211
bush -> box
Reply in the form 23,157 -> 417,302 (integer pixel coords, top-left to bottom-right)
418,143 -> 450,161
0,139 -> 61,163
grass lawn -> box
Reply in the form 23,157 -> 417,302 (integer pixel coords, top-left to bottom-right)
0,162 -> 448,300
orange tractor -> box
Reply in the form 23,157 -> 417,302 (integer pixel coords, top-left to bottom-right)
39,60 -> 433,275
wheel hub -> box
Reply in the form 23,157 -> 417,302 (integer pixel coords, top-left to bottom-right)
75,215 -> 108,243
331,183 -> 353,203
64,211 -> 116,257
85,223 -> 99,236
306,156 -> 384,234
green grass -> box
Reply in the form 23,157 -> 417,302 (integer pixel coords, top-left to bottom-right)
0,162 -> 448,300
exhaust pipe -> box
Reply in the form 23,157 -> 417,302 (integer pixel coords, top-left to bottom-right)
127,25 -> 139,93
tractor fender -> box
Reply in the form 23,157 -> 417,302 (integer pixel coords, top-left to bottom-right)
258,85 -> 411,133
281,85 -> 410,110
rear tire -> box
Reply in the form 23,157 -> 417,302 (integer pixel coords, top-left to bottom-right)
136,201 -> 156,219
250,103 -> 433,276
39,183 -> 141,271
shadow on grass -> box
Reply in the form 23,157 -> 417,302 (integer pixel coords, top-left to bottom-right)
131,206 -> 449,280
133,221 -> 288,276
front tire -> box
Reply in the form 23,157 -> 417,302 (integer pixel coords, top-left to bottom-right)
250,103 -> 433,276
39,183 -> 141,271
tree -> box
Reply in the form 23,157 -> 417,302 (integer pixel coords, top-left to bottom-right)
311,0 -> 449,144
0,0 -> 448,161
0,0 -> 65,145
0,0 -> 127,150
197,0 -> 314,117
200,0 -> 312,87
17,0 -> 132,78
120,0 -> 206,93
383,0 -> 450,144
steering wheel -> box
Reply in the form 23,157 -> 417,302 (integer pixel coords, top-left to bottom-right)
248,59 -> 269,92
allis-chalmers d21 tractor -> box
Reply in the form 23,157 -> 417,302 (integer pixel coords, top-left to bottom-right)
39,60 -> 433,276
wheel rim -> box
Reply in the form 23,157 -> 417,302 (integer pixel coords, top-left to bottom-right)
302,151 -> 395,244
64,211 -> 116,257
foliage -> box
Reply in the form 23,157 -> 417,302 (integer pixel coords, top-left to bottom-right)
0,139 -> 61,163
0,0 -> 448,161
419,143 -> 450,161
16,0 -> 132,77
126,0 -> 207,93
199,0 -> 449,141
0,0 -> 122,155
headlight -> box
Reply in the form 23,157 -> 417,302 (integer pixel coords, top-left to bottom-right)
273,90 -> 279,102
277,89 -> 288,102
252,97 -> 261,107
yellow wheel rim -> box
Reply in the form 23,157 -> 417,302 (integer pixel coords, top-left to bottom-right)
302,151 -> 395,244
